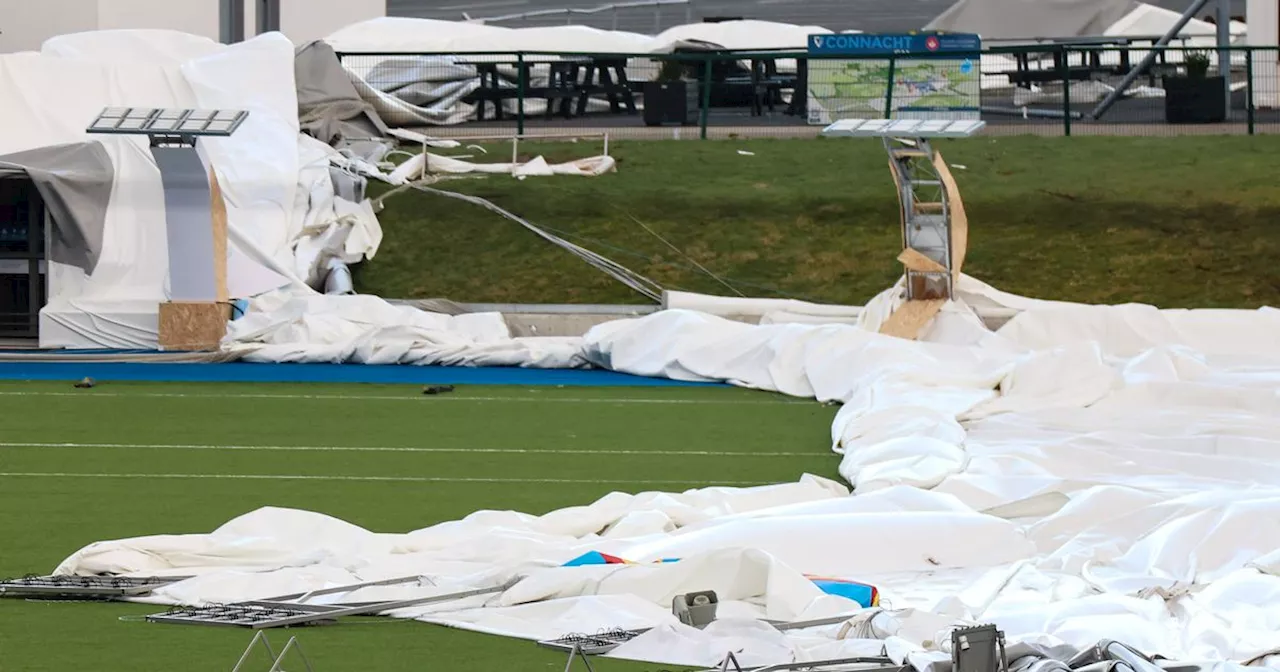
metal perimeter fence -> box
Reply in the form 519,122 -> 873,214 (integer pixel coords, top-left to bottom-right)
336,43 -> 1280,139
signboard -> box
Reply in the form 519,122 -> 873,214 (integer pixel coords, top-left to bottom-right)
806,32 -> 982,125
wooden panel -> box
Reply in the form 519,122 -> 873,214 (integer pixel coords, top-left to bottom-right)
879,299 -> 946,340
158,301 -> 231,352
208,168 -> 229,303
933,151 -> 969,280
897,248 -> 948,274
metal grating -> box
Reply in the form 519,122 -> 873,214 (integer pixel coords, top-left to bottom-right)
152,603 -> 339,629
0,574 -> 190,599
538,628 -> 646,655
86,107 -> 249,137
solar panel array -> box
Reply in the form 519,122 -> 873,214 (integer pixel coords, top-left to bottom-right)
86,108 -> 249,137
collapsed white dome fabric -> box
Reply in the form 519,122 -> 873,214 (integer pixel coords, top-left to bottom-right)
324,17 -> 510,54
325,17 -> 659,57
652,19 -> 836,51
0,29 -> 392,348
326,17 -> 831,55
64,273 -> 1280,669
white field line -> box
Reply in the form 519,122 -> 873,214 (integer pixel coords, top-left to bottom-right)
0,390 -> 810,405
0,471 -> 769,486
0,441 -> 819,458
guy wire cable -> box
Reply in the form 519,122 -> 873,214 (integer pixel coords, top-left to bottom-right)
405,182 -> 665,303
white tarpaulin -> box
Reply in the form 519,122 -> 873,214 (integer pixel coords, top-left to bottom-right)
926,0 -> 1138,40
62,274 -> 1280,670
325,17 -> 807,55
650,19 -> 836,52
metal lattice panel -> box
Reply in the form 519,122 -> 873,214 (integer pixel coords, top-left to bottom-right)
888,135 -> 955,301
0,574 -> 190,599
889,138 -> 950,279
537,613 -> 862,658
151,603 -> 338,629
86,107 -> 249,137
821,118 -> 986,138
538,628 -> 647,655
700,656 -> 906,672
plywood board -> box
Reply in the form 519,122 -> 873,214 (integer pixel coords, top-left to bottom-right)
933,151 -> 968,280
208,168 -> 229,303
879,299 -> 945,341
158,301 -> 231,352
897,248 -> 948,274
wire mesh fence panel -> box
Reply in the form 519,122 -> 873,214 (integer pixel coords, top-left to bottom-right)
1248,47 -> 1280,135
336,45 -> 1280,139
1014,44 -> 1278,137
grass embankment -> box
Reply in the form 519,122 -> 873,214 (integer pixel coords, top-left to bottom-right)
356,135 -> 1280,309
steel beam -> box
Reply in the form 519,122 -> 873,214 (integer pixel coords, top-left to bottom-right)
1218,0 -> 1233,119
1090,0 -> 1216,119
220,0 -> 245,44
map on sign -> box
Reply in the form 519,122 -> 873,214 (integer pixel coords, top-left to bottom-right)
805,33 -> 981,125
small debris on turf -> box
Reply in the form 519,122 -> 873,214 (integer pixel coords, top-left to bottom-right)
74,377 -> 95,389
422,385 -> 455,395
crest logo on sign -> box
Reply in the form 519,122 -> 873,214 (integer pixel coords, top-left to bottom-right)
812,36 -> 825,48
925,36 -> 941,51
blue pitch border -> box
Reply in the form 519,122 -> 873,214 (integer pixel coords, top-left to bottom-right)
0,359 -> 724,388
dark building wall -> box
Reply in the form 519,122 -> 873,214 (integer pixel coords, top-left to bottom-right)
387,0 -> 1247,36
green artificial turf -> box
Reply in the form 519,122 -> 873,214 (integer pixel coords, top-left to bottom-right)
0,380 -> 836,671
354,135 -> 1280,309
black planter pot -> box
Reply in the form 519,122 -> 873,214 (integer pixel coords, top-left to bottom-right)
1164,75 -> 1227,124
643,80 -> 699,127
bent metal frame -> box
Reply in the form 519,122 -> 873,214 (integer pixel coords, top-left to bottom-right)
147,575 -> 521,629
820,118 -> 985,340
